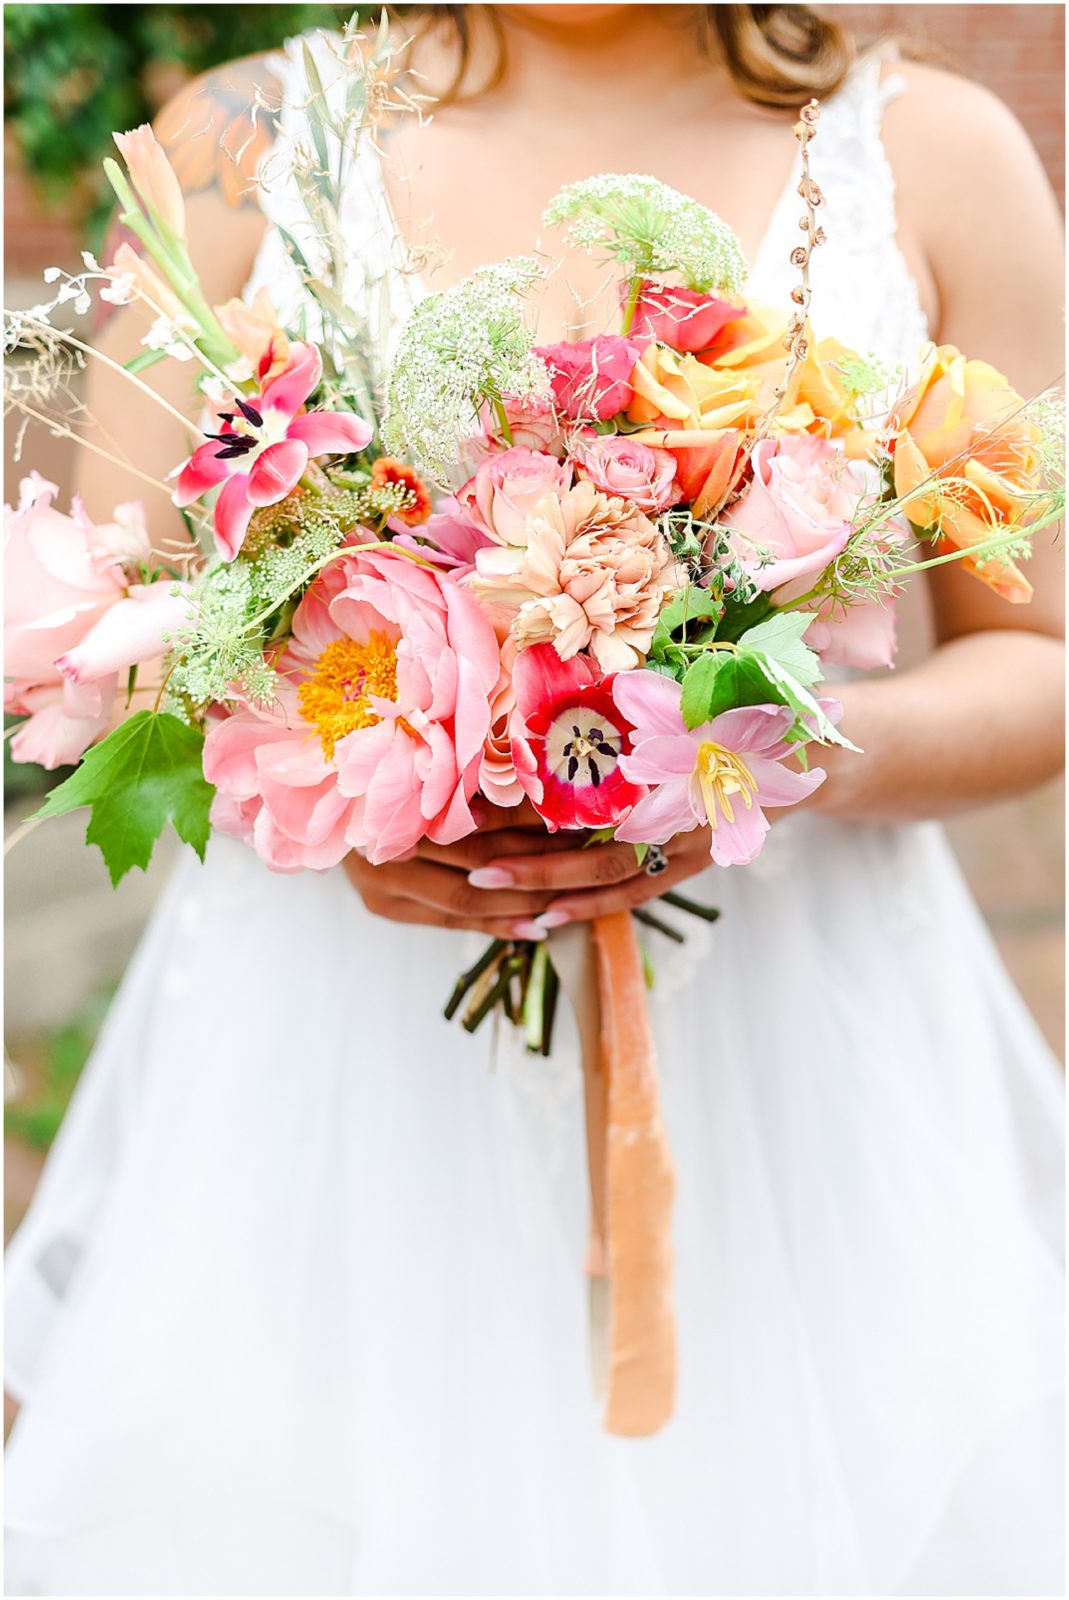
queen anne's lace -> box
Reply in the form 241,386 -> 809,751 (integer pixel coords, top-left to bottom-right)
543,173 -> 748,296
381,258 -> 551,484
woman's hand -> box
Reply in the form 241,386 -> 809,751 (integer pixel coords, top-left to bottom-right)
417,801 -> 715,929
344,799 -> 713,934
343,802 -> 568,937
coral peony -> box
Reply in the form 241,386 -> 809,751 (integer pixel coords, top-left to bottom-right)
204,545 -> 500,869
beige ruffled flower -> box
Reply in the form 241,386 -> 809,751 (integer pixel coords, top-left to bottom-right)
474,480 -> 682,671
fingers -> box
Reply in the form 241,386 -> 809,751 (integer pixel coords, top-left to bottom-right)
469,797 -> 546,833
466,839 -> 645,894
354,892 -> 545,939
416,827 -> 578,871
531,835 -> 712,925
344,851 -> 555,930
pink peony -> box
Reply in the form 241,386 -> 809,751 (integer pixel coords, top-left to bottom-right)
574,433 -> 678,513
204,544 -> 501,870
511,642 -> 646,830
473,480 -> 682,672
719,435 -> 865,601
612,670 -> 826,867
5,474 -> 191,769
626,280 -> 746,353
534,335 -> 646,422
174,343 -> 372,562
457,446 -> 572,547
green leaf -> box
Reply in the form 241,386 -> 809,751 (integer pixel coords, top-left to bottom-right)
738,611 -> 822,686
123,347 -> 171,375
34,711 -> 215,886
704,652 -> 780,721
747,653 -> 860,752
680,653 -> 722,729
301,42 -> 333,177
650,585 -> 723,657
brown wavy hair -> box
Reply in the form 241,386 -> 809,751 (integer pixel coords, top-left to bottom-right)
406,5 -> 854,111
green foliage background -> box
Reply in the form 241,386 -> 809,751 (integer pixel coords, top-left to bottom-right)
4,3 -> 359,230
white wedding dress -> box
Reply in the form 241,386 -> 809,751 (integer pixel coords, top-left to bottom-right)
5,43 -> 1064,1598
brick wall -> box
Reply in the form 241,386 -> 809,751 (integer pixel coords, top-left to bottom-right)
831,2 -> 1065,200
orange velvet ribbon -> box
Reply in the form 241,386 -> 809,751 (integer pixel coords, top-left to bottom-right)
586,911 -> 677,1437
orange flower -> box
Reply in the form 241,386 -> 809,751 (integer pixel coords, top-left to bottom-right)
113,126 -> 185,237
371,458 -> 432,526
625,344 -> 750,516
891,344 -> 1038,603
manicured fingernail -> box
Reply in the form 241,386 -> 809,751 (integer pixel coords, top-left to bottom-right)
536,910 -> 570,929
511,920 -> 547,941
469,866 -> 514,889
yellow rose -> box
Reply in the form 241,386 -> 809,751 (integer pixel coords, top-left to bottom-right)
891,344 -> 1038,603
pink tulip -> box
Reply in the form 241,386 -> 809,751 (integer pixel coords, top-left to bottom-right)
204,544 -> 501,871
5,475 -> 191,769
612,670 -> 826,867
174,343 -> 373,561
113,125 -> 186,237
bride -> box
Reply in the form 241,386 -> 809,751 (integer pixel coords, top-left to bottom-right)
5,6 -> 1064,1594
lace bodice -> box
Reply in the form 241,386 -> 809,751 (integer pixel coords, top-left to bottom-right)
247,39 -> 929,381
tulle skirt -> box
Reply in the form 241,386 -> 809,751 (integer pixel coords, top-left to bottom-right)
4,813 -> 1064,1596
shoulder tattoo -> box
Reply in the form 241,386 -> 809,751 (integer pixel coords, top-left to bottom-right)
153,58 -> 281,212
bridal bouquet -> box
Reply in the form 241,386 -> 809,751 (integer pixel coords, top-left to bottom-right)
6,25 -> 1062,1435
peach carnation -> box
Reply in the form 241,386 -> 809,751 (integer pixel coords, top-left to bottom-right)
474,480 -> 682,672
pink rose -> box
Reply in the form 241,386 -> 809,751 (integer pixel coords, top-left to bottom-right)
204,545 -> 501,870
457,446 -> 572,546
626,280 -> 746,353
574,433 -> 678,513
5,474 -> 190,768
467,396 -> 565,459
534,335 -> 646,422
804,594 -> 898,671
720,436 -> 864,600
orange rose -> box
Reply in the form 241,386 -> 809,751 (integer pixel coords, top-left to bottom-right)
624,344 -> 746,515
891,344 -> 1038,603
704,310 -> 875,452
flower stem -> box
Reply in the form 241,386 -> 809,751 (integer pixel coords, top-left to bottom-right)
492,395 -> 514,446
620,275 -> 643,337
